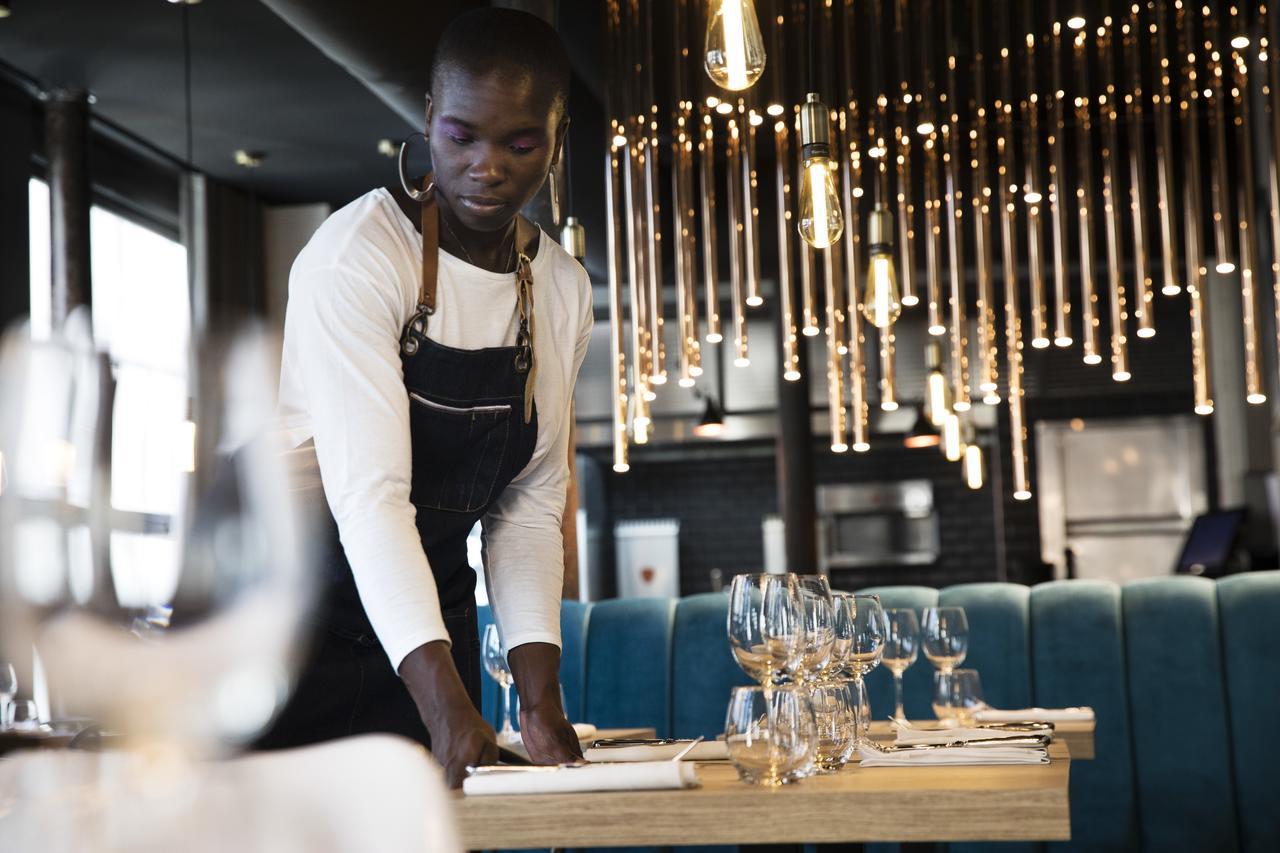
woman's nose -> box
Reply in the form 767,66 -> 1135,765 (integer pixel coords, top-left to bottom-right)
466,146 -> 505,184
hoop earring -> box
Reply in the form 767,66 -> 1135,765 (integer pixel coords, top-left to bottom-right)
398,133 -> 433,201
547,165 -> 561,226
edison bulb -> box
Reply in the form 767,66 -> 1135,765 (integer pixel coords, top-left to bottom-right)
942,412 -> 963,462
861,205 -> 900,328
964,443 -> 984,490
798,156 -> 844,248
704,0 -> 766,91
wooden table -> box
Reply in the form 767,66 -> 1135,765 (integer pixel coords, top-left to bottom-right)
456,742 -> 1071,847
868,720 -> 1096,760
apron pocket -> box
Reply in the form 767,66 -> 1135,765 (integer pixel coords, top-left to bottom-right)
408,391 -> 512,513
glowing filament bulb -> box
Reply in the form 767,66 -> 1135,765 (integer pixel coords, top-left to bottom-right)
942,412 -> 963,462
797,93 -> 844,249
704,0 -> 767,91
964,443 -> 985,489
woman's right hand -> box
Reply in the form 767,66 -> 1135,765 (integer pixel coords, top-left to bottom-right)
399,640 -> 499,788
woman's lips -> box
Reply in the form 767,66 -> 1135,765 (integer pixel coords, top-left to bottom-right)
459,195 -> 507,215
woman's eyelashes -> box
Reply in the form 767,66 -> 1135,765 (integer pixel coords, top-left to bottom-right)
444,135 -> 538,155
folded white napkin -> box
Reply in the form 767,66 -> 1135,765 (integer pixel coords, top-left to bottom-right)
892,720 -> 1046,746
504,723 -> 598,746
462,760 -> 701,796
858,744 -> 1049,767
582,740 -> 729,763
973,707 -> 1095,723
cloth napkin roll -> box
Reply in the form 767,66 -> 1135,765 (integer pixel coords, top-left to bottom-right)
892,721 -> 1048,746
463,760 -> 701,796
973,707 -> 1095,723
505,723 -> 598,746
858,744 -> 1049,767
582,740 -> 729,763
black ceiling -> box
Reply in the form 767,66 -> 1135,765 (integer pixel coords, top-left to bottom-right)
0,0 -> 610,277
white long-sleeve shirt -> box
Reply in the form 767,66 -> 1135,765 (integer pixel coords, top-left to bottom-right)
276,188 -> 593,671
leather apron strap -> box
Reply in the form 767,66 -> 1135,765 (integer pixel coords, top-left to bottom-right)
410,171 -> 539,423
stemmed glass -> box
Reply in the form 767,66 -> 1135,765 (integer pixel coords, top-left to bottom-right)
882,609 -> 921,721
921,606 -> 969,674
0,663 -> 15,732
728,573 -> 802,684
481,623 -> 517,744
789,575 -> 835,684
841,594 -> 887,744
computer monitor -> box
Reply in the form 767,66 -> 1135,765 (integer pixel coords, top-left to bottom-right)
1175,509 -> 1246,577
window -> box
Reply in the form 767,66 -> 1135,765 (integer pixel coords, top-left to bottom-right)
28,179 -> 190,606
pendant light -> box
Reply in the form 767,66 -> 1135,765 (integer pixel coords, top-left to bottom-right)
798,93 -> 844,248
693,395 -> 726,437
904,407 -> 941,449
863,204 -> 901,328
704,0 -> 766,91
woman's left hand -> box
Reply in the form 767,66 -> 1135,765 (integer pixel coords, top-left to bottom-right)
507,641 -> 585,765
518,701 -> 585,765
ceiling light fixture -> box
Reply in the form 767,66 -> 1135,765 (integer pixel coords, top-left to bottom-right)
903,408 -> 941,449
377,139 -> 397,158
234,150 -> 265,168
0,2 -> 11,19
693,396 -> 726,438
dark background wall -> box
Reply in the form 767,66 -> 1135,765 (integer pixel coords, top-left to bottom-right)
584,287 -> 1220,597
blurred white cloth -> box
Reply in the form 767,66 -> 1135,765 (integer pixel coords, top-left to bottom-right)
0,735 -> 460,853
858,744 -> 1049,767
463,760 -> 700,796
582,740 -> 729,762
892,720 -> 1047,746
973,707 -> 1095,723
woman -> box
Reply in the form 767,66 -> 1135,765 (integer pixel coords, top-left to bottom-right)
261,8 -> 591,787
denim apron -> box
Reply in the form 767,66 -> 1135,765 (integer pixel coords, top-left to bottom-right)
257,183 -> 539,751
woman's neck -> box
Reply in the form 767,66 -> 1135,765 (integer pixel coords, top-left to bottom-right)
436,197 -> 518,273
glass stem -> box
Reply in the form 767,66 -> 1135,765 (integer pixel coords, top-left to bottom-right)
893,671 -> 905,720
500,681 -> 515,741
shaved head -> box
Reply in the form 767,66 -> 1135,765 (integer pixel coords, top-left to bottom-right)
429,7 -> 571,119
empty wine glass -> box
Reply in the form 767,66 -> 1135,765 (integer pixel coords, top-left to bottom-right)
728,573 -> 801,684
808,680 -> 857,772
843,594 -> 886,744
921,606 -> 969,674
0,662 -> 15,732
0,323 -> 313,756
790,575 -> 835,683
724,685 -> 815,786
882,609 -> 921,720
824,592 -> 855,681
932,668 -> 988,725
481,623 -> 516,744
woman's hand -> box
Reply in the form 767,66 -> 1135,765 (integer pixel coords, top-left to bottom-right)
508,642 -> 585,765
399,640 -> 499,788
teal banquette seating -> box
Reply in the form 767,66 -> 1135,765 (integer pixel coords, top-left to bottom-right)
475,572 -> 1280,852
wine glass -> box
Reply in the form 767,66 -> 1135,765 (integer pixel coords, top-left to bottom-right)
0,322 -> 314,756
921,606 -> 969,674
724,685 -> 815,786
843,594 -> 887,744
0,663 -> 15,732
932,668 -> 988,725
824,592 -> 855,681
882,608 -> 921,721
790,575 -> 835,683
728,573 -> 801,684
481,623 -> 516,744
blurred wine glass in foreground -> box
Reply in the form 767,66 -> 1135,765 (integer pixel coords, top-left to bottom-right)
0,318 -> 315,757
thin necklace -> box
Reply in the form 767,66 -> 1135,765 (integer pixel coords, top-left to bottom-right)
440,213 -> 517,273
